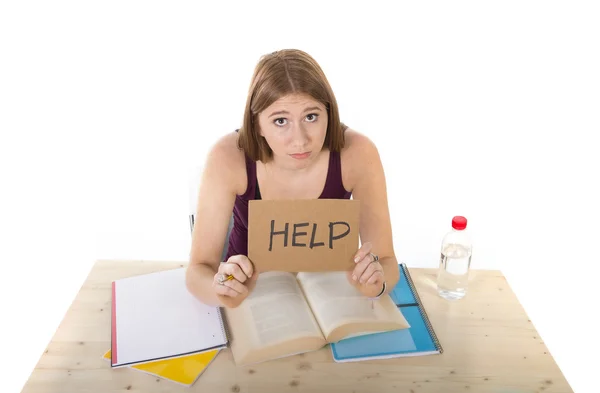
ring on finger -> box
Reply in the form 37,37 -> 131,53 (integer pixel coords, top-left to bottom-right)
216,273 -> 227,285
369,252 -> 379,263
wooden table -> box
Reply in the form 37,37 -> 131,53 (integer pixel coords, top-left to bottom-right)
21,260 -> 573,393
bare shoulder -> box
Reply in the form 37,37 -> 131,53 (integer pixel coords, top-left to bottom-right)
340,127 -> 381,190
204,131 -> 248,196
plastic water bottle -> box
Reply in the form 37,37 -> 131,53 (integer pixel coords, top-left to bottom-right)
437,216 -> 472,300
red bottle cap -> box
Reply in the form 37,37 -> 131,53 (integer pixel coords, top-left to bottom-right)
452,216 -> 467,230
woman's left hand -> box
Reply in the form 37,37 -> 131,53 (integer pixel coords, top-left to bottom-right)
347,241 -> 385,297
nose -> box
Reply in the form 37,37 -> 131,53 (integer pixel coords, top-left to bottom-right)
289,122 -> 310,149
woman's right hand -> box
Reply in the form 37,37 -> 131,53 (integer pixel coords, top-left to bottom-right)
213,255 -> 258,308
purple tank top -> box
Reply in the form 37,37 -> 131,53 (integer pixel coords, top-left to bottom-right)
225,145 -> 352,261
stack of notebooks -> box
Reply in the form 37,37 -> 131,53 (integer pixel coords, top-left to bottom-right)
107,263 -> 442,385
107,267 -> 228,386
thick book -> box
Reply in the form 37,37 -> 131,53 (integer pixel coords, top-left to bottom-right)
330,263 -> 443,362
102,348 -> 220,386
110,267 -> 228,368
223,271 -> 410,366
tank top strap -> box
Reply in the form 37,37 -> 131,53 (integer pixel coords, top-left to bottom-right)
320,150 -> 351,199
239,153 -> 257,200
234,128 -> 258,200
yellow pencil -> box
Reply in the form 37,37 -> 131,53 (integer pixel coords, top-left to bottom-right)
218,274 -> 235,285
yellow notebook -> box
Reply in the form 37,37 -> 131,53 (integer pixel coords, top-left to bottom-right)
103,348 -> 220,386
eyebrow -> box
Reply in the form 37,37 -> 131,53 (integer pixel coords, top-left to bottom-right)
268,106 -> 322,118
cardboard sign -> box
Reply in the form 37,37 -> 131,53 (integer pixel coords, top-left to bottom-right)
248,199 -> 360,272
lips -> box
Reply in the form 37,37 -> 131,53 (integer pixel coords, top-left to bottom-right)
290,152 -> 311,159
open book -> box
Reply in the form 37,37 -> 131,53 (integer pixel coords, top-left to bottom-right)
223,271 -> 410,365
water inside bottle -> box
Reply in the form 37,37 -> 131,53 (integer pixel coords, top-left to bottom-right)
437,243 -> 471,300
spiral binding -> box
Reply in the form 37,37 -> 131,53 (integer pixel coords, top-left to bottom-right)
401,264 -> 443,354
217,307 -> 231,345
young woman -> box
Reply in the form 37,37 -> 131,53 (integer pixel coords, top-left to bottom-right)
186,49 -> 399,308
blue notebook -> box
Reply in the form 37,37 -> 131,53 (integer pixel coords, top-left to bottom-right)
330,263 -> 443,362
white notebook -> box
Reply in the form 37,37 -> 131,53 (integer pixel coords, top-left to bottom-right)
110,267 -> 228,368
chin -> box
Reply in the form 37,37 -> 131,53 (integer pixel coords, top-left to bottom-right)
281,156 -> 310,171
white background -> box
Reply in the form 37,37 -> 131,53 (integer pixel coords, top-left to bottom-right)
1,1 -> 598,392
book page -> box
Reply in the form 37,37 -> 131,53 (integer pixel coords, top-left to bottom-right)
225,272 -> 325,364
296,271 -> 409,342
245,272 -> 323,346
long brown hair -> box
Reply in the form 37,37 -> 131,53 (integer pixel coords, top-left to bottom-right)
237,49 -> 347,162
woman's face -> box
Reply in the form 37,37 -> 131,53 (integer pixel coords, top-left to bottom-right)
257,93 -> 328,169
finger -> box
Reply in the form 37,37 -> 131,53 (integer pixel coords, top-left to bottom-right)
358,261 -> 380,284
222,278 -> 249,296
353,242 -> 373,263
214,282 -> 239,297
366,270 -> 383,286
352,256 -> 374,281
221,261 -> 248,283
213,273 -> 238,296
346,270 -> 354,282
227,255 -> 254,278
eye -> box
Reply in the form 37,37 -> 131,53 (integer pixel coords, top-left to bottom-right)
274,118 -> 287,126
306,113 -> 319,122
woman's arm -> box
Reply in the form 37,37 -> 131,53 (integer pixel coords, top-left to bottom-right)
186,133 -> 255,307
342,130 -> 400,297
